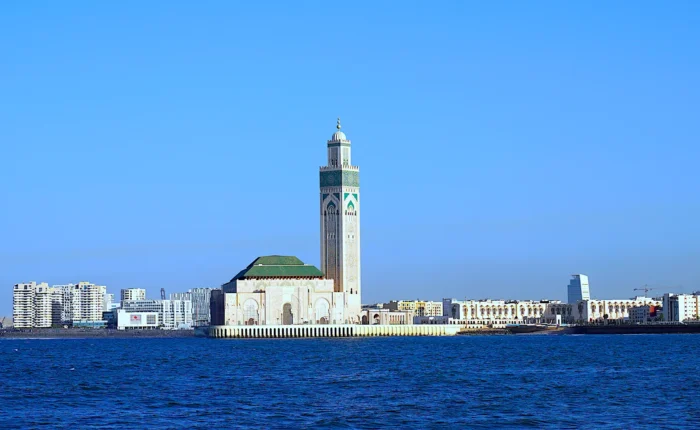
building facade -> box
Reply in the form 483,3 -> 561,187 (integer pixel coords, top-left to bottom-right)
121,299 -> 192,329
567,274 -> 591,304
662,293 -> 700,322
629,305 -> 660,323
214,256 -> 358,326
172,288 -> 212,326
116,310 -> 159,330
12,282 -> 63,328
386,300 -> 442,317
65,282 -> 107,324
319,119 -> 362,317
575,297 -> 661,322
211,121 -> 364,327
121,288 -> 146,302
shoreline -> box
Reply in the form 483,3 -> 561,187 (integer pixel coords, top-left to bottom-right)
0,328 -> 198,339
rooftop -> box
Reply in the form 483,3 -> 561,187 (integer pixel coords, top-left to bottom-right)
225,255 -> 325,283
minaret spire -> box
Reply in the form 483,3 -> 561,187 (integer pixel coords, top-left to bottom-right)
336,117 -> 341,130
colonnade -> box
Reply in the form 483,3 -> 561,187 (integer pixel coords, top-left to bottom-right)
208,324 -> 460,338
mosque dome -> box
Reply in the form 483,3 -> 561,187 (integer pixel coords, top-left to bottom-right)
329,117 -> 348,141
331,130 -> 347,141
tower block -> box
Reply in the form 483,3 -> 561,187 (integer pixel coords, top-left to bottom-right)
319,119 -> 361,317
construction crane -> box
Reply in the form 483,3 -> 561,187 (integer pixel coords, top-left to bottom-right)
161,288 -> 166,300
633,285 -> 668,297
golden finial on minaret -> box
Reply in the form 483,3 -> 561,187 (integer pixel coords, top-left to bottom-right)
337,117 -> 341,130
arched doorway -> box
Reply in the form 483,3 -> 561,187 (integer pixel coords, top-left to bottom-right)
361,315 -> 369,325
243,299 -> 259,326
315,299 -> 330,324
283,303 -> 293,325
373,314 -> 380,325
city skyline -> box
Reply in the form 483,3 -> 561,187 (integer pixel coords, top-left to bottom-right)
3,2 -> 700,315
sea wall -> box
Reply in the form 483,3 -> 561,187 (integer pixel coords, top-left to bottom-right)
208,324 -> 461,338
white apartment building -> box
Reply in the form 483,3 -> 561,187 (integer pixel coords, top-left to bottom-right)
34,284 -> 54,328
13,282 -> 44,328
662,293 -> 700,322
121,288 -> 146,302
171,288 -> 212,325
162,299 -> 193,329
14,281 -> 107,328
51,282 -> 107,325
70,282 -> 107,323
12,282 -> 64,328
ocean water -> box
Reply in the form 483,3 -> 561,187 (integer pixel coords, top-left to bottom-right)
1,335 -> 699,429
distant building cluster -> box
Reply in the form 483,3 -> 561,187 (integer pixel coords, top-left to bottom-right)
360,274 -> 700,328
12,282 -> 213,330
13,281 -> 107,329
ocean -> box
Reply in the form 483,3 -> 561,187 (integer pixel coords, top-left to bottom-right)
2,335 -> 699,428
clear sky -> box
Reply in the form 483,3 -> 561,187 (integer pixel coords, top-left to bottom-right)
2,1 -> 699,315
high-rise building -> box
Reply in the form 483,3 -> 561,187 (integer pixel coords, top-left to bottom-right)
34,284 -> 53,328
121,288 -> 146,302
12,282 -> 60,328
13,282 -> 40,328
161,299 -> 193,329
319,118 -> 361,317
567,274 -> 590,304
171,288 -> 212,325
13,281 -> 106,327
57,282 -> 107,324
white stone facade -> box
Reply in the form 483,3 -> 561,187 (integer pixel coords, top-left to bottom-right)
222,278 -> 359,325
575,297 -> 661,322
361,308 -> 413,325
319,119 -> 362,319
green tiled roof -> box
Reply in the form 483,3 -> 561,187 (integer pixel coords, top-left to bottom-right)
225,255 -> 325,285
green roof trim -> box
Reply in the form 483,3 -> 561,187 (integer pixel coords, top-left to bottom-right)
224,255 -> 325,286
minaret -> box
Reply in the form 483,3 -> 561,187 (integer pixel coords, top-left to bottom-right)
320,118 -> 361,304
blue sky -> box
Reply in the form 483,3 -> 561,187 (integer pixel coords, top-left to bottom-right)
1,1 -> 699,315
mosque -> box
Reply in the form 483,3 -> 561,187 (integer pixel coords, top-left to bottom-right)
210,120 -> 363,326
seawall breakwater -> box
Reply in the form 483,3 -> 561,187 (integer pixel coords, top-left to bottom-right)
208,324 -> 463,338
0,328 -> 197,339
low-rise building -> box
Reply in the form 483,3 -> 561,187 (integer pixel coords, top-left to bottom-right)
360,308 -> 413,325
116,310 -> 159,330
385,300 -> 443,317
575,297 -> 662,322
121,299 -> 192,329
629,305 -> 660,323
